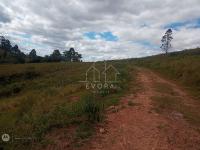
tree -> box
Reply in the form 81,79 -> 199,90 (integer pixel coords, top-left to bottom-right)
0,35 -> 83,63
0,36 -> 6,49
0,36 -> 7,58
52,49 -> 61,57
63,48 -> 82,62
28,49 -> 39,62
73,52 -> 82,62
0,36 -> 12,58
11,45 -> 20,54
44,55 -> 50,62
69,48 -> 75,61
5,39 -> 11,51
50,49 -> 62,62
0,38 -> 11,51
10,46 -> 26,63
161,29 -> 173,54
63,50 -> 71,61
29,49 -> 37,58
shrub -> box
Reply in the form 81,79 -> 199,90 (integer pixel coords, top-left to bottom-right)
0,82 -> 24,97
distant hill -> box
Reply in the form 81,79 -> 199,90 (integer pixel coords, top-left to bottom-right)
170,48 -> 200,56
143,48 -> 200,58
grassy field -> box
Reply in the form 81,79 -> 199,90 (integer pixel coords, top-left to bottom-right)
0,61 -> 135,149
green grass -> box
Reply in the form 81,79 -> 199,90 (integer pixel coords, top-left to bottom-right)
0,61 -> 135,149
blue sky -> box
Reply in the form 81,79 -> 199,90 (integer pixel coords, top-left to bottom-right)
0,0 -> 200,61
164,18 -> 200,30
84,31 -> 118,41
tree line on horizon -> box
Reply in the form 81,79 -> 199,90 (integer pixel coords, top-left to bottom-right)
0,36 -> 82,63
0,28 -> 176,64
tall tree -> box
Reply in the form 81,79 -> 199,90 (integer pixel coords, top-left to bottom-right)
10,45 -> 26,63
11,45 -> 20,54
5,39 -> 11,51
50,49 -> 62,62
63,48 -> 82,62
29,49 -> 37,58
69,48 -> 75,61
28,49 -> 38,62
161,29 -> 173,54
0,38 -> 11,51
0,36 -> 6,58
0,36 -> 6,49
63,50 -> 70,61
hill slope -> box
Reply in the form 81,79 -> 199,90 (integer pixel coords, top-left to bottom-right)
132,48 -> 200,99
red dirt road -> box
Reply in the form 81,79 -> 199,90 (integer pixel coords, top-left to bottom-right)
80,68 -> 200,150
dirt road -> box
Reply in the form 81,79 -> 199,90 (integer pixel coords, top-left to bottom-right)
81,68 -> 200,150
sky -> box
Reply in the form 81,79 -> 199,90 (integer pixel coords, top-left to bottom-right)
0,0 -> 200,61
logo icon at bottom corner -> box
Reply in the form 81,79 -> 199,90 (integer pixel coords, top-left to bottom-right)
1,133 -> 10,142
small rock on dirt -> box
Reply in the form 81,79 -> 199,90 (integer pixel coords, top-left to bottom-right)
99,128 -> 106,134
172,112 -> 183,119
108,106 -> 115,110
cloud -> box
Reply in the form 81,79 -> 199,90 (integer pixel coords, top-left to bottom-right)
0,4 -> 11,23
0,0 -> 200,61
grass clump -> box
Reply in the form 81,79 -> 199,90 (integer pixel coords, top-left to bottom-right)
81,94 -> 104,123
69,94 -> 104,122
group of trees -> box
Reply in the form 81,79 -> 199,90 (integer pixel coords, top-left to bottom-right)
44,48 -> 82,62
0,36 -> 27,63
0,36 -> 82,63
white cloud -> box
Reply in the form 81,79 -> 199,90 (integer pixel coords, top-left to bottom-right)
0,0 -> 200,61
